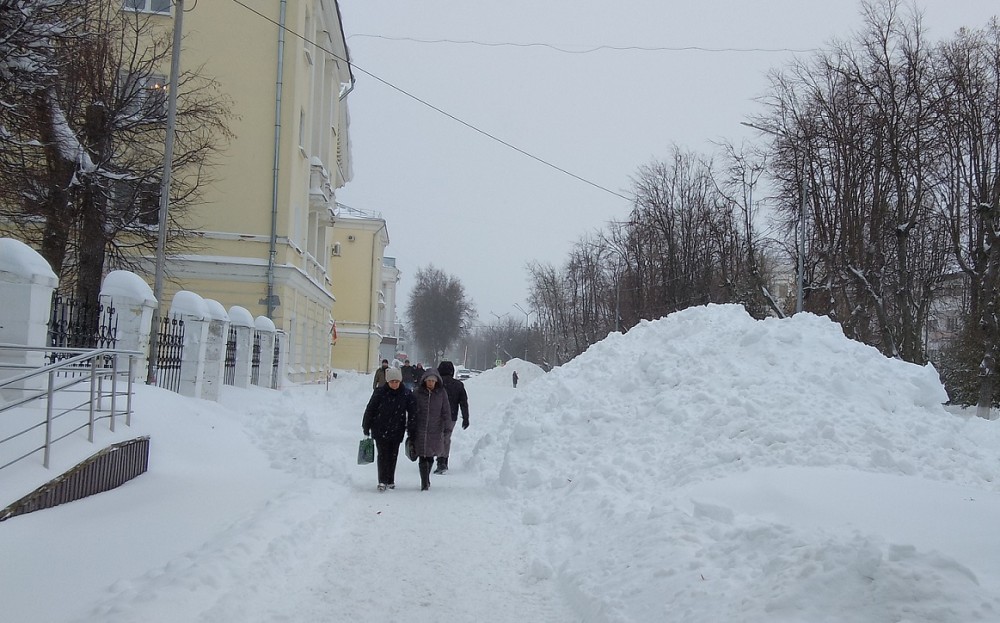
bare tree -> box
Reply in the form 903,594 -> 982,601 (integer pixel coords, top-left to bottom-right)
407,265 -> 476,362
935,18 -> 1000,415
1,1 -> 233,307
753,0 -> 949,362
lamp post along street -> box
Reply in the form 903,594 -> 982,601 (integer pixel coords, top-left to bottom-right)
741,121 -> 807,314
147,0 -> 185,384
513,303 -> 535,360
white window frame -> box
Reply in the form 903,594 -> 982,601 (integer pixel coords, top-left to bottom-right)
122,0 -> 172,14
120,72 -> 168,120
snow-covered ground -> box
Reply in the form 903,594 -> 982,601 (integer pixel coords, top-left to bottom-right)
2,304 -> 1000,622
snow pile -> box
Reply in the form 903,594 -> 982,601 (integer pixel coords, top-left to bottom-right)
472,304 -> 1000,621
475,357 -> 545,387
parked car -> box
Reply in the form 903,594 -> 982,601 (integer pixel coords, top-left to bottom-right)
456,367 -> 473,380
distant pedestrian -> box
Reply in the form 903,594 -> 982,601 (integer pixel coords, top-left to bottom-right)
512,370 -> 519,388
409,368 -> 451,491
434,361 -> 470,474
415,362 -> 425,379
373,359 -> 389,389
361,368 -> 415,492
400,359 -> 417,391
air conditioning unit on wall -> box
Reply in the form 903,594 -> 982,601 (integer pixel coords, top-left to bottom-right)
347,234 -> 356,242
331,242 -> 341,256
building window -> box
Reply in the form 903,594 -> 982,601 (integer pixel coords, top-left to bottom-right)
120,72 -> 168,120
112,178 -> 161,227
123,0 -> 171,14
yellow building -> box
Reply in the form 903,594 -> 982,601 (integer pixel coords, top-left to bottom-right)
140,0 -> 354,382
328,206 -> 391,373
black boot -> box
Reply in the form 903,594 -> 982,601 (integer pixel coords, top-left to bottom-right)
434,456 -> 448,475
419,457 -> 432,491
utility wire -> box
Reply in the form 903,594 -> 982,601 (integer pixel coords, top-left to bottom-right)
227,0 -> 633,202
349,34 -> 817,55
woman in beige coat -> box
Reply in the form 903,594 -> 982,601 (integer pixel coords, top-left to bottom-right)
409,368 -> 452,491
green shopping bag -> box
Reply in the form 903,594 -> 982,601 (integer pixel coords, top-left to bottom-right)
357,437 -> 374,465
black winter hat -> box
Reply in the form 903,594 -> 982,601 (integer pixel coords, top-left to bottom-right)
438,360 -> 455,377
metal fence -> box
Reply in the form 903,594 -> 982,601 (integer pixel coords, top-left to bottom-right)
0,346 -> 140,473
154,316 -> 185,393
223,326 -> 237,386
47,293 -> 118,365
270,333 -> 281,389
250,331 -> 262,386
1,436 -> 149,522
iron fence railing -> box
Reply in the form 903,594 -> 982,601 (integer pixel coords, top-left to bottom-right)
223,326 -> 237,386
270,333 -> 281,389
154,315 -> 184,393
250,330 -> 262,386
0,345 -> 141,472
47,292 -> 118,366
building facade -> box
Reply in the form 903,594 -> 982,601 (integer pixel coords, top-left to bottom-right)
145,0 -> 354,382
327,206 -> 391,373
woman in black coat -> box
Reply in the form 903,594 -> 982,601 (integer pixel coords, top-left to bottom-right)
362,367 -> 415,491
409,368 -> 452,491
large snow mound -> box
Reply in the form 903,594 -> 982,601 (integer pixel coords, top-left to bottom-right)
467,304 -> 1000,621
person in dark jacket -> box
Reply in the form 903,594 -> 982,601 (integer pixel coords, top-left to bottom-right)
512,370 -> 519,388
372,359 -> 389,390
400,359 -> 417,390
409,368 -> 451,491
362,367 -> 415,492
434,361 -> 470,474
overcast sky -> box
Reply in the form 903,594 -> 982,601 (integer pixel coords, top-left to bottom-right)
335,1 -> 999,325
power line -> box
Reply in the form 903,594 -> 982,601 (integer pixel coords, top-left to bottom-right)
349,34 -> 817,55
227,0 -> 633,202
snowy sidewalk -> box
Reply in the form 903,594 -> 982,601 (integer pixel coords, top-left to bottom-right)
3,375 -> 576,622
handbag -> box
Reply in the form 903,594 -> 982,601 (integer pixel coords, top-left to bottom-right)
357,437 -> 374,465
405,436 -> 417,462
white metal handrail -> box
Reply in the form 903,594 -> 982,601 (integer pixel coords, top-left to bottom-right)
0,344 -> 142,470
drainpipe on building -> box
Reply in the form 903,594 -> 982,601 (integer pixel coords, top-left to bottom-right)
266,0 -> 287,319
339,77 -> 355,102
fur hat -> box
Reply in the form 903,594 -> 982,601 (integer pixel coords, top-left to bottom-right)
385,367 -> 403,382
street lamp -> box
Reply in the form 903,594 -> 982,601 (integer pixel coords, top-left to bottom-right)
512,303 -> 535,360
147,0 -> 186,384
741,121 -> 807,314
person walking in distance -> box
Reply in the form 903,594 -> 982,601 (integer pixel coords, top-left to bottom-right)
512,370 -> 519,388
400,359 -> 417,391
361,367 -> 414,492
372,359 -> 389,390
434,361 -> 470,475
409,368 -> 451,491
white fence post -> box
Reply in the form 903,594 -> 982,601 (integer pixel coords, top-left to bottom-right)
0,239 -> 58,399
228,306 -> 254,389
254,316 -> 276,389
201,299 -> 229,401
170,291 -> 209,399
100,271 -> 155,382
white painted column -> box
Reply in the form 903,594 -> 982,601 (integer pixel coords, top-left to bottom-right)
0,239 -> 58,398
99,270 -> 156,382
228,305 -> 255,389
254,316 -> 276,389
170,291 -> 210,399
201,299 -> 230,401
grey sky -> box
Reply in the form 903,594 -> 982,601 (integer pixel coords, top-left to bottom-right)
336,1 -> 999,325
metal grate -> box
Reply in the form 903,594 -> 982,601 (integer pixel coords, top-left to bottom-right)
1,437 -> 149,522
270,333 -> 281,389
223,326 -> 237,386
155,316 -> 185,392
250,331 -> 261,386
47,293 -> 118,366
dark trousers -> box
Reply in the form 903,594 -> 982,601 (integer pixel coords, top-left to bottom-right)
418,456 -> 434,490
375,438 -> 400,485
